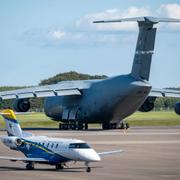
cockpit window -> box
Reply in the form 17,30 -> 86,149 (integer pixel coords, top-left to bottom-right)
69,143 -> 90,149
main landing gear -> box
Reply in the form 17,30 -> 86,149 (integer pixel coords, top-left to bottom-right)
55,164 -> 64,170
26,162 -> 35,170
59,122 -> 88,130
102,121 -> 130,130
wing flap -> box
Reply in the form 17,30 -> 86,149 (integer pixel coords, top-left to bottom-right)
0,156 -> 48,162
0,88 -> 82,100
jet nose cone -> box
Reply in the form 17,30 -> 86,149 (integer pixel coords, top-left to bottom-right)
89,152 -> 101,161
76,149 -> 101,162
93,153 -> 101,162
86,150 -> 101,162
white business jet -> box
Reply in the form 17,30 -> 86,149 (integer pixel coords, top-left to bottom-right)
0,109 -> 122,172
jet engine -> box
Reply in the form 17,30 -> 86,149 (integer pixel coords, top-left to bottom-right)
13,98 -> 30,112
1,136 -> 21,150
175,101 -> 180,115
139,97 -> 156,112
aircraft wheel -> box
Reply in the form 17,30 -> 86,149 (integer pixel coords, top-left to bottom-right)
55,164 -> 64,170
84,123 -> 88,130
26,162 -> 34,170
120,123 -> 125,129
126,123 -> 130,129
110,123 -> 117,129
78,123 -> 84,130
59,124 -> 62,130
86,167 -> 91,173
102,122 -> 110,130
71,123 -> 76,130
64,124 -> 68,130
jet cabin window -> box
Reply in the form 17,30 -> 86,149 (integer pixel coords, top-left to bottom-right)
69,143 -> 90,149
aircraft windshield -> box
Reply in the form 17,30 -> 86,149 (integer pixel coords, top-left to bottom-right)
69,143 -> 90,149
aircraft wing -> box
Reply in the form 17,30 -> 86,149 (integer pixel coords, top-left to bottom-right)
0,80 -> 95,100
150,88 -> 180,98
0,156 -> 48,163
98,150 -> 123,157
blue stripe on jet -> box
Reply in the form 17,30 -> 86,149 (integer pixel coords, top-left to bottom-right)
5,117 -> 19,124
18,139 -> 70,164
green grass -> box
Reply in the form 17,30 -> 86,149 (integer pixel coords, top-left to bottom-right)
0,111 -> 179,128
126,111 -> 180,126
0,113 -> 59,129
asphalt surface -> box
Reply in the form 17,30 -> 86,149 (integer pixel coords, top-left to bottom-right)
0,127 -> 180,180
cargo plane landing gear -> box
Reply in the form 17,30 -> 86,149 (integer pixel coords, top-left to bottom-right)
59,122 -> 88,130
102,121 -> 130,130
55,164 -> 64,170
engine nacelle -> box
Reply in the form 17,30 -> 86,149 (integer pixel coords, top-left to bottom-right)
13,98 -> 30,112
175,101 -> 180,115
139,97 -> 156,112
1,136 -> 23,150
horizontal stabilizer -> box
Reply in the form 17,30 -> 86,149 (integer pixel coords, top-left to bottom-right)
93,16 -> 180,24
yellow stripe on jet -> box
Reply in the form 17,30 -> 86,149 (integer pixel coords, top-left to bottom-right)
23,141 -> 54,155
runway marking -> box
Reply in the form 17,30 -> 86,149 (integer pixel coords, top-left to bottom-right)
89,140 -> 180,145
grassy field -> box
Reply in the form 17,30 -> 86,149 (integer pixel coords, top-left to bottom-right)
0,111 -> 180,129
126,111 -> 180,126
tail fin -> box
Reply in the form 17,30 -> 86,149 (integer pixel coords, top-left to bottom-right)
94,17 -> 180,81
0,109 -> 22,137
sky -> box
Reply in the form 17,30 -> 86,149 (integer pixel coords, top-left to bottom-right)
0,0 -> 180,88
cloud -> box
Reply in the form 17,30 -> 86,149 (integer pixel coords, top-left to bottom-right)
157,3 -> 180,30
75,7 -> 151,31
22,4 -> 180,47
51,31 -> 65,40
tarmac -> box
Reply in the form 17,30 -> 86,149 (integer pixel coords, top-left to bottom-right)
0,127 -> 180,180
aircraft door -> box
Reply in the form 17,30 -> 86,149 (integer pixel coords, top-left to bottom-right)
62,107 -> 79,121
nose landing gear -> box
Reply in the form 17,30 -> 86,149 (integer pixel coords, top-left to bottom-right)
85,162 -> 91,173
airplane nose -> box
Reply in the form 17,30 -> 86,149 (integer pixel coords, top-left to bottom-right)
84,149 -> 101,162
89,151 -> 101,162
76,149 -> 101,162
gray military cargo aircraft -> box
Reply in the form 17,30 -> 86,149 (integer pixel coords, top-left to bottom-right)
0,17 -> 180,130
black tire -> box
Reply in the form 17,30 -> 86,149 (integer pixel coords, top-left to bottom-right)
59,124 -> 62,130
85,123 -> 88,130
56,164 -> 64,170
126,123 -> 130,129
78,123 -> 84,130
102,123 -> 110,130
86,167 -> 91,173
120,123 -> 125,129
26,162 -> 34,170
64,124 -> 68,130
71,124 -> 76,130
